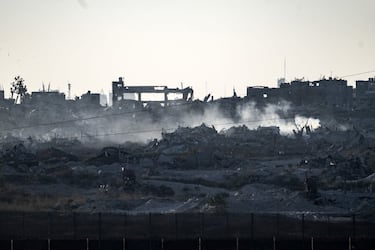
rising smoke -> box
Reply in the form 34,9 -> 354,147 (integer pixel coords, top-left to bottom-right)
0,100 -> 321,145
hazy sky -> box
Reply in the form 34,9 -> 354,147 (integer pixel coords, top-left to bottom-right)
1,0 -> 374,99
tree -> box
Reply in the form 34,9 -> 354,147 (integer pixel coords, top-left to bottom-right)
10,76 -> 28,104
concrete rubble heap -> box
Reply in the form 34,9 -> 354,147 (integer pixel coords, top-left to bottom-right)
0,119 -> 374,219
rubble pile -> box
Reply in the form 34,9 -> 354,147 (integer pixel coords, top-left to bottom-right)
156,124 -> 221,168
0,119 -> 374,218
0,143 -> 38,167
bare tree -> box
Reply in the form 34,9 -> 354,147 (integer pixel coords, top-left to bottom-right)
10,76 -> 28,104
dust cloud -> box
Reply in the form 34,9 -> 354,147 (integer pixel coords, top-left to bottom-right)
0,100 -> 320,144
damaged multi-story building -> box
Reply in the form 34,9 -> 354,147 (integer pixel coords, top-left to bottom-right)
355,77 -> 375,108
0,89 -> 14,107
246,77 -> 353,109
11,89 -> 102,108
112,77 -> 194,109
26,91 -> 66,106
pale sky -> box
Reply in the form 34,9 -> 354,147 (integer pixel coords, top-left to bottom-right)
0,0 -> 374,99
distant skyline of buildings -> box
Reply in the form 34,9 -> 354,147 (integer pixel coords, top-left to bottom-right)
1,76 -> 375,110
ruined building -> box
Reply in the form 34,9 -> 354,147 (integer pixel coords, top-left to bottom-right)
80,91 -> 101,107
27,91 -> 66,105
247,77 -> 353,109
0,90 -> 14,107
112,77 -> 194,108
356,78 -> 375,108
1,76 -> 374,111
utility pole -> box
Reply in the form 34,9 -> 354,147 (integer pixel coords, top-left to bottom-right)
284,57 -> 287,80
68,83 -> 71,100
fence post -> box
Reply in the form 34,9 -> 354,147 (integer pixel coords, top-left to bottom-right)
48,212 -> 51,250
175,213 -> 178,239
98,212 -> 102,250
225,213 -> 229,237
148,213 -> 152,250
123,213 -> 127,239
276,214 -> 279,237
22,211 -> 25,240
250,213 -> 254,240
352,214 -> 356,248
148,213 -> 152,238
73,212 -> 77,240
48,212 -> 51,239
302,213 -> 305,250
200,213 -> 205,238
